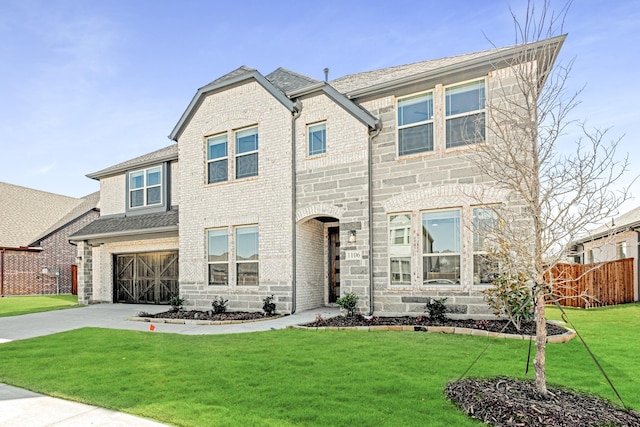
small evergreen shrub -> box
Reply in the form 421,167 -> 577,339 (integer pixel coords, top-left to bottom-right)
424,297 -> 448,323
336,292 -> 359,317
262,295 -> 276,315
483,272 -> 533,331
211,296 -> 229,314
168,295 -> 184,312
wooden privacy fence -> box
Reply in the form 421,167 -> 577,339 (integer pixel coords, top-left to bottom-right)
545,259 -> 635,308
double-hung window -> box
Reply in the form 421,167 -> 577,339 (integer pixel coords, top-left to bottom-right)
473,207 -> 498,285
445,80 -> 486,148
207,134 -> 228,184
389,214 -> 412,285
208,228 -> 229,285
422,210 -> 461,284
398,93 -> 434,156
129,166 -> 162,208
236,127 -> 258,179
236,226 -> 259,286
308,122 -> 326,156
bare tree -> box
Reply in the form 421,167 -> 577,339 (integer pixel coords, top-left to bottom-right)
473,0 -> 631,395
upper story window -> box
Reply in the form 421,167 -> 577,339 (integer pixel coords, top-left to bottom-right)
445,80 -> 486,148
129,166 -> 162,208
236,127 -> 258,179
308,122 -> 326,156
398,92 -> 434,156
207,134 -> 228,184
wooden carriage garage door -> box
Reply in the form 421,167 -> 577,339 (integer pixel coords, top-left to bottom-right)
114,251 -> 179,304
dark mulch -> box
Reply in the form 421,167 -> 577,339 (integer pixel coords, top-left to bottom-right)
446,377 -> 640,426
139,310 -> 278,321
303,315 -> 569,336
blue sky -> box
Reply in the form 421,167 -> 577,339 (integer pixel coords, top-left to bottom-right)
1,0 -> 638,212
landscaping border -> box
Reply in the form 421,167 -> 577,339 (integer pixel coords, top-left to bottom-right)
287,322 -> 576,343
127,314 -> 286,326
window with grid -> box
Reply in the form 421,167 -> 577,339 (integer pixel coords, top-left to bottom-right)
236,127 -> 258,179
422,210 -> 461,284
207,134 -> 228,184
397,92 -> 434,156
389,214 -> 412,285
208,228 -> 228,285
236,226 -> 259,286
308,122 -> 326,156
445,80 -> 485,148
129,166 -> 162,208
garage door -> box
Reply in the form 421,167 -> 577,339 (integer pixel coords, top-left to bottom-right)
114,251 -> 179,304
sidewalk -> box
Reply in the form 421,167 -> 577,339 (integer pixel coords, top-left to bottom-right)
0,304 -> 339,426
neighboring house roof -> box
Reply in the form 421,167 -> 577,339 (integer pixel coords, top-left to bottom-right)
87,144 -> 178,180
0,182 -> 99,248
69,209 -> 179,241
574,206 -> 640,244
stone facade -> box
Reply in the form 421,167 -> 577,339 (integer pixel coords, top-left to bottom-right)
74,37 -> 564,315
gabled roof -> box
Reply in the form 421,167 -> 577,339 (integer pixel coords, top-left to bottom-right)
169,66 -> 299,141
87,144 -> 178,180
574,206 -> 640,244
330,35 -> 566,97
69,209 -> 179,242
265,67 -> 320,93
0,182 -> 99,248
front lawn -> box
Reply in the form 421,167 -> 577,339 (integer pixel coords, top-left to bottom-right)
0,295 -> 80,317
0,304 -> 637,426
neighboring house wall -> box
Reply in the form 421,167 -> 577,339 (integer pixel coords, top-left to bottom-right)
2,210 -> 98,295
178,80 -> 294,311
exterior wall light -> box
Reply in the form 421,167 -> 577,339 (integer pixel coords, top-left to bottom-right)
348,230 -> 357,243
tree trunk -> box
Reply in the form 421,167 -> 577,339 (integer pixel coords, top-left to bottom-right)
534,291 -> 548,395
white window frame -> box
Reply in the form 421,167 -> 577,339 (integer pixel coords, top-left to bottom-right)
397,91 -> 434,156
129,166 -> 162,209
308,122 -> 327,156
235,126 -> 258,179
207,228 -> 229,286
206,133 -> 228,184
236,225 -> 259,286
445,79 -> 486,149
388,213 -> 412,286
421,209 -> 461,285
472,207 -> 499,286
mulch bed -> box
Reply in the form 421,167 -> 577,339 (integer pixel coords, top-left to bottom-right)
446,377 -> 640,426
139,310 -> 278,321
303,316 -> 568,336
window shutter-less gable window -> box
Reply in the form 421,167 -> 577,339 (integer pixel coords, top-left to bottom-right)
236,127 -> 258,179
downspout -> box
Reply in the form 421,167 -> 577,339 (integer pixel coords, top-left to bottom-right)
291,100 -> 302,314
1,249 -> 5,297
635,229 -> 640,302
368,121 -> 382,315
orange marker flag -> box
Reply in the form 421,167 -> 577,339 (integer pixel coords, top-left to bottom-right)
149,324 -> 155,331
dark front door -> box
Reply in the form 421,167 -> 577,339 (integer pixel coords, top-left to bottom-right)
328,227 -> 340,303
114,251 -> 179,304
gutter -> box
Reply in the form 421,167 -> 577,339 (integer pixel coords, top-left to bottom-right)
291,100 -> 302,314
367,121 -> 382,315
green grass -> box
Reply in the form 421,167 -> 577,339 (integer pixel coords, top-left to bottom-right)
0,295 -> 80,317
0,304 -> 638,426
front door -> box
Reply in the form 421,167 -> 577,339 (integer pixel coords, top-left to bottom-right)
114,251 -> 179,304
328,227 -> 340,303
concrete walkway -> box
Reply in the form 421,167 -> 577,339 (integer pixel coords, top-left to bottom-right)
0,303 -> 340,426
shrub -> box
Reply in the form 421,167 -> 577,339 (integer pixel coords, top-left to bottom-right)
336,292 -> 359,317
168,295 -> 185,312
211,296 -> 229,314
482,272 -> 533,331
262,295 -> 276,315
424,297 -> 448,323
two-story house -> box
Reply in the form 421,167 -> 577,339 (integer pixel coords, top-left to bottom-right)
70,35 -> 565,316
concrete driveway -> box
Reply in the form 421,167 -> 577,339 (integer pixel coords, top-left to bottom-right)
0,303 -> 339,426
